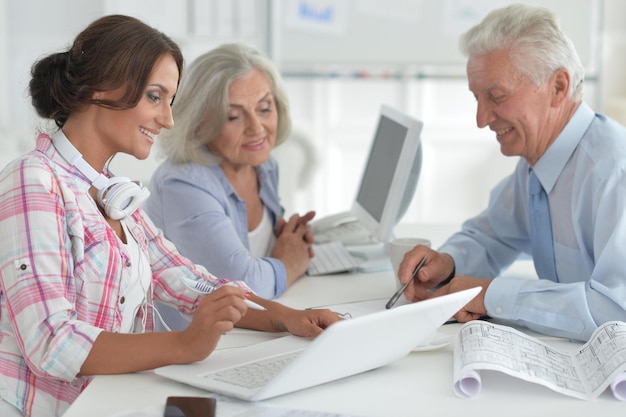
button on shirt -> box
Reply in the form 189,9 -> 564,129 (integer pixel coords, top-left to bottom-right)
0,133 -> 249,417
439,102 -> 626,341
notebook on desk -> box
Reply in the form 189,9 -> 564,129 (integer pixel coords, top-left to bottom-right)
154,287 -> 480,401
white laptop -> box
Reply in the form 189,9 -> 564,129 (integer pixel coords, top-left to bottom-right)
154,287 -> 480,401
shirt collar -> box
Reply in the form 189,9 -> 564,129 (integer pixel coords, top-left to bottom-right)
37,131 -> 65,164
211,161 -> 276,199
533,101 -> 595,193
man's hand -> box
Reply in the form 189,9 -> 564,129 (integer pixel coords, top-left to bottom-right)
427,276 -> 491,322
398,245 -> 455,300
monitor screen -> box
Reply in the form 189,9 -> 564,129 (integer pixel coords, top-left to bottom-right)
351,105 -> 423,243
356,116 -> 407,222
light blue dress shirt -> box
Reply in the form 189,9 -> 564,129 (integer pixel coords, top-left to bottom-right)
440,102 -> 626,341
144,155 -> 286,299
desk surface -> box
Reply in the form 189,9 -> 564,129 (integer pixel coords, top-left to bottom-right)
62,224 -> 625,417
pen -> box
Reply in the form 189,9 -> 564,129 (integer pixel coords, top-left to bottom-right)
187,280 -> 266,310
244,292 -> 266,311
385,255 -> 428,309
245,299 -> 266,311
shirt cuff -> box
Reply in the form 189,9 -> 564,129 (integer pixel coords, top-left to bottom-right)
265,257 -> 287,298
55,324 -> 104,380
484,277 -> 529,319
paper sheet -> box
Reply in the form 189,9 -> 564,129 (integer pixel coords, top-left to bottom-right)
453,320 -> 626,400
306,298 -> 390,318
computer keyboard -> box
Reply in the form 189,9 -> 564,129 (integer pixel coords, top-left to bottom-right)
313,220 -> 378,246
206,351 -> 300,390
307,241 -> 360,275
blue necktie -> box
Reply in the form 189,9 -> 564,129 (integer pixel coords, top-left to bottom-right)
528,169 -> 558,282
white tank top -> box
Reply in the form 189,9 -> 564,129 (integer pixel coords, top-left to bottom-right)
248,208 -> 276,257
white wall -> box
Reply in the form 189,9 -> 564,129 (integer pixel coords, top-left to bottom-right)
0,0 -> 7,128
1,0 -> 623,227
601,0 -> 626,124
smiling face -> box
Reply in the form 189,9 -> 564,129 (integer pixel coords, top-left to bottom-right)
467,49 -> 559,165
209,69 -> 278,173
91,53 -> 179,162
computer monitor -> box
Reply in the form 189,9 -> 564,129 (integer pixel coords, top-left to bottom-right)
351,104 -> 423,243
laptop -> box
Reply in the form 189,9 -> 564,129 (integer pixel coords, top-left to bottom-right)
154,287 -> 480,401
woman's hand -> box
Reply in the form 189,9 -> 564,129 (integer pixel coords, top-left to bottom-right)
272,211 -> 316,286
280,307 -> 342,338
178,285 -> 248,362
236,295 -> 342,337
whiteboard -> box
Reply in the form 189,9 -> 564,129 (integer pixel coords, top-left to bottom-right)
270,0 -> 601,74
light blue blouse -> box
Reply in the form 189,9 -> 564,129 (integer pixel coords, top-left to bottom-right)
440,102 -> 626,341
144,155 -> 286,299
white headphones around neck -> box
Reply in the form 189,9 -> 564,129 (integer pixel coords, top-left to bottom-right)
51,131 -> 150,220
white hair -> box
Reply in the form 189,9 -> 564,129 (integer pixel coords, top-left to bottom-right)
460,4 -> 584,100
157,43 -> 292,165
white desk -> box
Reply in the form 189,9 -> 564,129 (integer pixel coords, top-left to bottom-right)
62,224 -> 625,417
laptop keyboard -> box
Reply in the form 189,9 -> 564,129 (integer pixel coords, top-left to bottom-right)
205,351 -> 300,390
307,241 -> 359,275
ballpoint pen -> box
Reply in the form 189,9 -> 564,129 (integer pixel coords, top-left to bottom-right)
385,255 -> 428,309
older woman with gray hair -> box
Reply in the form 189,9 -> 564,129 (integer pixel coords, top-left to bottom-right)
145,43 -> 315,315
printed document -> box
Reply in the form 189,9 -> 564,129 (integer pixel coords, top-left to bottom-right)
453,320 -> 626,400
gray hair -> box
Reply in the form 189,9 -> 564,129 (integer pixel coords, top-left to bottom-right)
459,4 -> 584,101
157,43 -> 292,165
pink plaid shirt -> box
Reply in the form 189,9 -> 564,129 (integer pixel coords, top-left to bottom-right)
0,133 -> 248,417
